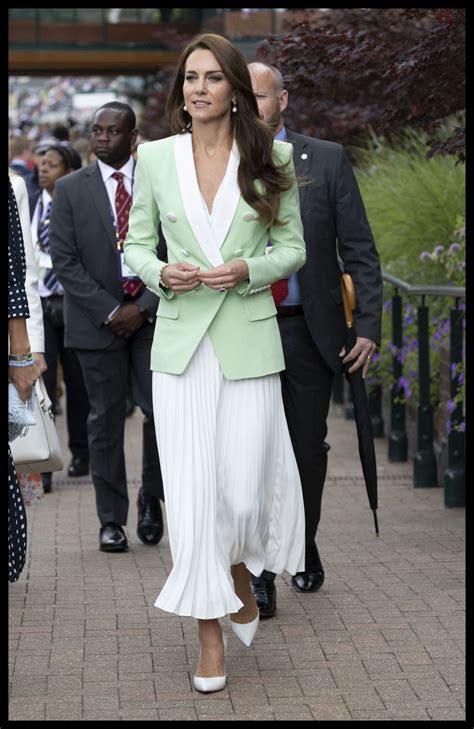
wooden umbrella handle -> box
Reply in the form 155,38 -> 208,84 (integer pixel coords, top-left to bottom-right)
341,273 -> 357,327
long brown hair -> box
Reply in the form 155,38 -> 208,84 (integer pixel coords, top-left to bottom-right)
166,33 -> 295,227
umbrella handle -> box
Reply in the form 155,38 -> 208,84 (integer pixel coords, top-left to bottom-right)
341,273 -> 357,327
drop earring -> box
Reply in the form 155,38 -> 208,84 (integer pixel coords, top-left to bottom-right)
183,104 -> 188,111
232,99 -> 237,113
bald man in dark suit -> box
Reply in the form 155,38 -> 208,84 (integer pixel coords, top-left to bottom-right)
248,62 -> 382,616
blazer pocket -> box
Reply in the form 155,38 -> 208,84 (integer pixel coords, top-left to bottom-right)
244,293 -> 277,321
156,297 -> 181,319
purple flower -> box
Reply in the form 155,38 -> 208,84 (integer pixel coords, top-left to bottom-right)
458,372 -> 464,386
383,300 -> 392,310
447,418 -> 452,434
449,243 -> 461,254
447,399 -> 456,414
405,315 -> 414,325
420,251 -> 431,262
405,303 -> 412,314
399,376 -> 412,399
451,362 -> 457,379
433,245 -> 445,257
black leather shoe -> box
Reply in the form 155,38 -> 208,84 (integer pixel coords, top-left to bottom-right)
42,472 -> 52,494
67,456 -> 90,478
99,523 -> 128,552
252,578 -> 276,618
137,488 -> 163,546
291,569 -> 325,593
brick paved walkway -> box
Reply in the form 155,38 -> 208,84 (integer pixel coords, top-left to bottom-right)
8,403 -> 465,721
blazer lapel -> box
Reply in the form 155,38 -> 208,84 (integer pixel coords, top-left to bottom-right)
174,134 -> 240,268
85,163 -> 117,253
287,130 -> 311,211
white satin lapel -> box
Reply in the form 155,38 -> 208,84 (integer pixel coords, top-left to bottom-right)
174,133 -> 223,268
210,140 -> 241,251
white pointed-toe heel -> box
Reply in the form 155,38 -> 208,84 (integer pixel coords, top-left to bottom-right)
193,634 -> 227,693
193,673 -> 226,693
230,611 -> 259,647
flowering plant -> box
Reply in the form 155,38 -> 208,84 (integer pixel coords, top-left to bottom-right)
418,217 -> 465,287
367,253 -> 465,435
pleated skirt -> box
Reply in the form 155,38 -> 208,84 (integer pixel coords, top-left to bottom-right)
152,333 -> 305,619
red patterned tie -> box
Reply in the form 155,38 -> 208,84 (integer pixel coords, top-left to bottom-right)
112,171 -> 142,297
271,278 -> 289,306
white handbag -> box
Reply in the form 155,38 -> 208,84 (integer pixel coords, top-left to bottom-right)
11,376 -> 64,474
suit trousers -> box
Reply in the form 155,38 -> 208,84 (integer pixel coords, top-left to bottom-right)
41,295 -> 89,460
259,311 -> 334,580
76,321 -> 164,526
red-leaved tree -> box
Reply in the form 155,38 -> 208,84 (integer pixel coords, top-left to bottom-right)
257,8 -> 465,160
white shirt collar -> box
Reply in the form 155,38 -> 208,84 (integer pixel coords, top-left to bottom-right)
97,156 -> 134,183
41,188 -> 53,210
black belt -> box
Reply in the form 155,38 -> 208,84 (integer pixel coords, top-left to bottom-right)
276,305 -> 303,317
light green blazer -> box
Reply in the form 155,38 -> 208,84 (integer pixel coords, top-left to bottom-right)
124,133 -> 306,379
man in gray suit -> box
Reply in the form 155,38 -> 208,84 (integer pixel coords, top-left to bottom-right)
248,63 -> 383,615
49,102 -> 164,552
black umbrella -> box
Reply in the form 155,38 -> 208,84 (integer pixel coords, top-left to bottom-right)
341,273 -> 379,536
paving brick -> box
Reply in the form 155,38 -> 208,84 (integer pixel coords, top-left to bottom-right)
45,699 -> 83,721
8,411 -> 464,721
158,707 -> 198,720
427,707 -> 465,720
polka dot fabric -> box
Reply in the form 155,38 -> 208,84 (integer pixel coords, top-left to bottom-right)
8,447 -> 27,582
8,176 -> 30,582
8,177 -> 30,320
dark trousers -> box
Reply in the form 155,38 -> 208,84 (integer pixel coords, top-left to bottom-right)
76,322 -> 164,527
257,312 -> 334,582
41,295 -> 89,460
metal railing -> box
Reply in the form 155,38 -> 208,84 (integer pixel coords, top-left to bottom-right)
333,272 -> 465,507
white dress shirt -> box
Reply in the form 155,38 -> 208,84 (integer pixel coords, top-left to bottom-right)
97,156 -> 135,226
97,156 -> 136,323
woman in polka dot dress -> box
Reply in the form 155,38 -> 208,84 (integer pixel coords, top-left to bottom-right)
8,177 -> 40,583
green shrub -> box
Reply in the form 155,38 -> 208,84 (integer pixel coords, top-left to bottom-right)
352,129 -> 465,284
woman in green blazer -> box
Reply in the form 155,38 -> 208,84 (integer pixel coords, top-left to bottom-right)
124,34 -> 307,693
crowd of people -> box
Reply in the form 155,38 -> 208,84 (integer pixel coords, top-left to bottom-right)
8,33 -> 382,694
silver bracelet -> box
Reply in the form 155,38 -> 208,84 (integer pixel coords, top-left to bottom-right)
9,359 -> 34,368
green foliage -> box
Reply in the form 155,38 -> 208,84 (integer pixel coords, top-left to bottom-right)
352,129 -> 465,284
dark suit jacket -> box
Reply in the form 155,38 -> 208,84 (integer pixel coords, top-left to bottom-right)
287,130 -> 383,373
49,161 -> 164,350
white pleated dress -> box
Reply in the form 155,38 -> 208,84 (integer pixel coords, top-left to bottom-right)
152,135 -> 305,620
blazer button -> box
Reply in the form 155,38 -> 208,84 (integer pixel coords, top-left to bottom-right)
233,248 -> 243,256
242,212 -> 254,222
301,153 -> 308,160
180,248 -> 190,256
167,212 -> 177,222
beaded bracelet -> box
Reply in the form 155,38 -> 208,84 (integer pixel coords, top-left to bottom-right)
8,353 -> 33,361
158,263 -> 170,289
8,359 -> 35,368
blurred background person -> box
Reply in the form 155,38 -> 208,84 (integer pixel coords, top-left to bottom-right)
29,142 -> 91,493
9,167 -> 47,506
8,177 -> 41,582
9,135 -> 36,195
